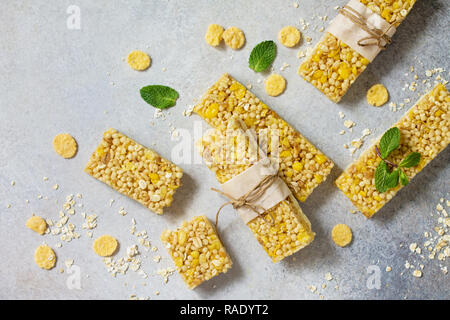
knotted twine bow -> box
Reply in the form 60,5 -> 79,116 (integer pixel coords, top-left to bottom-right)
339,4 -> 395,49
211,173 -> 277,236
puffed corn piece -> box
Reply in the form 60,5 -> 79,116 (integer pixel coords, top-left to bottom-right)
85,128 -> 183,215
161,216 -> 232,289
196,126 -> 315,263
336,84 -> 449,217
194,73 -> 334,202
298,0 -> 417,103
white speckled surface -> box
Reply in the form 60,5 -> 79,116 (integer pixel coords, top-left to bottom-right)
0,0 -> 449,300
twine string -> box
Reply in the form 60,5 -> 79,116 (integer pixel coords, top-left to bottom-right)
212,174 -> 277,237
339,4 -> 395,49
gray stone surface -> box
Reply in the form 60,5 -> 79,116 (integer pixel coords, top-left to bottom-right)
0,0 -> 448,300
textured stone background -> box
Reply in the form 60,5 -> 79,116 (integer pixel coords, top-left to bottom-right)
0,0 -> 448,299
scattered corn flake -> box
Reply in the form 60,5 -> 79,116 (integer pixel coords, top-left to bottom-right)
34,245 -> 56,270
412,270 -> 422,278
343,120 -> 355,129
325,272 -> 333,281
127,50 -> 151,71
222,27 -> 245,50
26,216 -> 47,235
331,224 -> 352,247
386,266 -> 392,272
278,26 -> 301,47
205,24 -> 224,47
93,235 -> 118,257
53,134 -> 78,159
65,259 -> 74,268
297,49 -> 306,58
118,207 -> 127,216
265,73 -> 286,96
351,139 -> 363,149
367,84 -> 389,107
280,62 -> 290,71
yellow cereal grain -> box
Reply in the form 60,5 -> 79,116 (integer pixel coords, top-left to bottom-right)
265,74 -> 286,96
34,245 -> 56,270
331,224 -> 352,247
278,26 -> 301,47
53,133 -> 78,159
367,84 -> 389,107
222,27 -> 245,50
93,235 -> 118,257
127,50 -> 151,71
26,216 -> 47,235
205,24 -> 224,47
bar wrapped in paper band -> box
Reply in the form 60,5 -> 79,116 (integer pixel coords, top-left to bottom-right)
336,84 -> 449,217
194,73 -> 334,202
85,128 -> 183,214
197,119 -> 315,262
298,0 -> 417,102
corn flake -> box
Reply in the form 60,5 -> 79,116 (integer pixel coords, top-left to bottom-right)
127,50 -> 151,71
367,84 -> 389,107
223,27 -> 245,50
278,26 -> 301,47
34,245 -> 56,270
265,74 -> 286,96
93,235 -> 118,257
53,133 -> 78,159
205,24 -> 224,47
26,216 -> 47,235
331,224 -> 352,247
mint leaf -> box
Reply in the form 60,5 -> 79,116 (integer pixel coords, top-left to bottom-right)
375,162 -> 400,193
379,127 -> 400,159
375,161 -> 390,193
385,169 -> 399,189
140,85 -> 179,109
399,152 -> 421,168
399,170 -> 409,186
249,41 -> 277,72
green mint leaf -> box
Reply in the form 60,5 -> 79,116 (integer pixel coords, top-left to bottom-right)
399,152 -> 421,168
379,127 -> 400,159
399,169 -> 409,186
140,85 -> 179,109
375,161 -> 390,193
248,40 -> 277,72
385,169 -> 400,190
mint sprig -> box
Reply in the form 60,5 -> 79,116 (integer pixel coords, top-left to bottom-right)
248,40 -> 277,72
140,85 -> 179,109
374,127 -> 421,193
